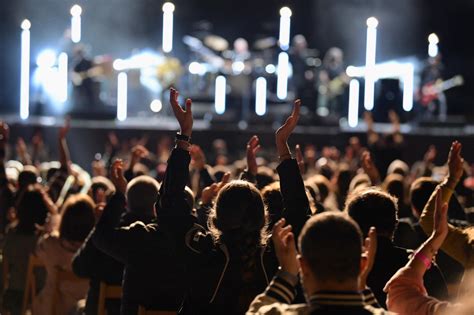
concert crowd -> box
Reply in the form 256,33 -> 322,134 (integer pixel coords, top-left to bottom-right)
1,88 -> 474,315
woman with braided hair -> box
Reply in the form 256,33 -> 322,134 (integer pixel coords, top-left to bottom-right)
161,90 -> 310,314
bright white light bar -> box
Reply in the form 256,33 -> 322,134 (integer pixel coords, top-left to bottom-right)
346,61 -> 415,112
279,7 -> 292,50
162,2 -> 175,53
348,79 -> 360,127
364,17 -> 378,111
215,75 -> 226,114
20,19 -> 31,120
255,77 -> 267,116
402,63 -> 414,111
117,72 -> 128,121
428,33 -> 439,58
70,5 -> 82,43
277,52 -> 289,100
58,52 -> 68,102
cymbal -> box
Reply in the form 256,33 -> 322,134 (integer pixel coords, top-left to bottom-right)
204,35 -> 229,52
253,37 -> 277,50
183,35 -> 203,50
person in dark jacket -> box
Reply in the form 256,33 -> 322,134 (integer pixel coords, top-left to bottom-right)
72,175 -> 159,315
345,187 -> 449,308
91,155 -> 190,315
178,99 -> 311,314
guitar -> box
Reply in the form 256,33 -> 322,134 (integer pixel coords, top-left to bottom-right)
419,75 -> 464,106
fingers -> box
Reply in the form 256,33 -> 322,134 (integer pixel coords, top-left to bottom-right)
185,98 -> 192,113
364,227 -> 377,265
220,172 -> 231,186
292,99 -> 301,119
170,88 -> 182,115
272,218 -> 286,236
111,159 -> 123,179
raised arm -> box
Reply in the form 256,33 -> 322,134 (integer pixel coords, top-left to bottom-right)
157,88 -> 193,219
275,100 -> 310,239
124,144 -> 148,181
59,117 -> 72,171
385,190 -> 450,314
239,135 -> 261,184
419,141 -> 471,267
0,122 -> 10,189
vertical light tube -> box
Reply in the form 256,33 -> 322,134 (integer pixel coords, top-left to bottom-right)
70,5 -> 82,43
215,75 -> 226,114
364,17 -> 378,111
255,77 -> 267,116
428,33 -> 439,58
348,79 -> 360,127
117,72 -> 128,121
277,52 -> 289,100
279,7 -> 292,51
58,52 -> 68,103
402,64 -> 414,111
162,2 -> 175,53
20,19 -> 31,120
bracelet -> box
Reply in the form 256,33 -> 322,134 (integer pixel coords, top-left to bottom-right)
414,251 -> 433,269
176,132 -> 191,143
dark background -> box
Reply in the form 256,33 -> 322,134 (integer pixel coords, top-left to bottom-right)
1,0 -> 474,116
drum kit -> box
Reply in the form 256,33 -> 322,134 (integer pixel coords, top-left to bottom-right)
182,33 -> 280,100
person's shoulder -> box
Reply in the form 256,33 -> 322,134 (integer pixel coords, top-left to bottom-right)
364,305 -> 396,314
250,302 -> 309,315
185,223 -> 214,254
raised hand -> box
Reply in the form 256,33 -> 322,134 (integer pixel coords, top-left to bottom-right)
275,99 -> 301,160
59,116 -> 71,139
170,88 -> 193,137
190,145 -> 206,170
130,144 -> 149,167
359,226 -> 377,290
424,145 -> 437,164
110,159 -> 128,194
200,171 -> 231,205
361,150 -> 381,185
0,122 -> 9,143
446,141 -> 464,188
272,218 -> 299,276
246,135 -> 261,176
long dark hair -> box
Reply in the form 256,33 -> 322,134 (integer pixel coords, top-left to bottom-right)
208,180 -> 269,275
15,185 -> 49,234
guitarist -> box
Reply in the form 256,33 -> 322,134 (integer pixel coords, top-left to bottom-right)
419,54 -> 447,121
71,44 -> 98,111
317,47 -> 349,118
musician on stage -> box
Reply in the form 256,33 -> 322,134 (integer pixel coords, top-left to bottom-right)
419,54 -> 447,121
289,35 -> 317,112
317,47 -> 348,118
71,44 -> 97,111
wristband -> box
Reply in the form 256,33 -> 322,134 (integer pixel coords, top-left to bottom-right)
414,251 -> 432,269
176,132 -> 191,143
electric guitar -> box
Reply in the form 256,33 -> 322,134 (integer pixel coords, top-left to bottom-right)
419,75 -> 464,106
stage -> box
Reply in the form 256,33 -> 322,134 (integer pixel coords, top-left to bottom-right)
4,113 -> 474,173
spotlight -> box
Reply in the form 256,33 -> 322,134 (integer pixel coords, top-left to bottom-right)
162,2 -> 175,53
20,19 -> 31,120
150,99 -> 163,113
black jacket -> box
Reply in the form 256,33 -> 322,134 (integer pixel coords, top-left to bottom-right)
72,212 -> 155,315
368,236 -> 448,308
92,148 -> 192,315
182,158 -> 311,314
